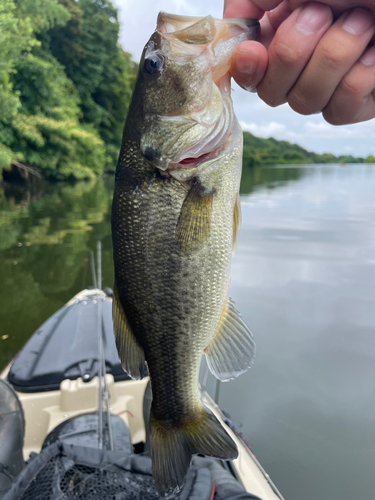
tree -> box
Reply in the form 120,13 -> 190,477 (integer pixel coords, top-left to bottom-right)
0,0 -> 109,180
0,0 -> 34,122
49,0 -> 137,167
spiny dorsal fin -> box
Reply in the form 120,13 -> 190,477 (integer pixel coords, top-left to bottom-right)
176,180 -> 214,253
204,297 -> 255,381
112,285 -> 145,380
232,193 -> 241,252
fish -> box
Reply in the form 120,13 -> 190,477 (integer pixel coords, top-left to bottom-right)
111,12 -> 259,494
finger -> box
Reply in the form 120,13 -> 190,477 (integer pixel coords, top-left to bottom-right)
323,46 -> 375,125
230,41 -> 268,91
260,2 -> 293,49
223,0 -> 264,19
287,0 -> 375,17
257,3 -> 333,107
288,8 -> 375,115
267,2 -> 293,31
223,0 -> 284,19
225,2 -> 289,90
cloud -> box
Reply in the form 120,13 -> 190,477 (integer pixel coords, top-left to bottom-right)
240,121 -> 299,142
305,121 -> 375,140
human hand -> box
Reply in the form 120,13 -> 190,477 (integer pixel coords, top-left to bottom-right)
224,1 -> 375,125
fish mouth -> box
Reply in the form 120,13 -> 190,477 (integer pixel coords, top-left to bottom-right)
167,80 -> 235,180
168,143 -> 228,178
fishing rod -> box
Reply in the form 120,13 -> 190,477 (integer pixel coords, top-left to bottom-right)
90,250 -> 97,289
91,242 -> 114,451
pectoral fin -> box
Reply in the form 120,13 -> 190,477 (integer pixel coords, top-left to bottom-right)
112,285 -> 145,380
204,297 -> 255,381
176,180 -> 214,253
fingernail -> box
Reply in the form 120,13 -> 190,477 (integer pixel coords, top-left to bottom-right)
342,8 -> 374,35
360,46 -> 375,66
233,51 -> 259,92
233,50 -> 259,76
296,3 -> 331,35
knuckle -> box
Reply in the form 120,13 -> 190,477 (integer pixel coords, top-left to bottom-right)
323,75 -> 366,125
323,100 -> 359,126
288,89 -> 317,115
272,42 -> 303,69
258,90 -> 285,108
257,83 -> 286,108
323,107 -> 348,125
337,74 -> 363,98
318,40 -> 348,71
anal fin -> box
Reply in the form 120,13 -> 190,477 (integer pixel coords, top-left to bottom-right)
112,284 -> 145,380
204,297 -> 255,381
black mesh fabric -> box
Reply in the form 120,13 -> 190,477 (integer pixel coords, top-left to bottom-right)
1,441 -> 263,500
0,443 -> 214,500
16,456 -> 157,500
1,443 -> 161,500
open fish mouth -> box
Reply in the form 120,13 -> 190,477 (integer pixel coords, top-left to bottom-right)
173,148 -> 224,170
168,141 -> 229,176
167,81 -> 235,179
138,14 -> 259,180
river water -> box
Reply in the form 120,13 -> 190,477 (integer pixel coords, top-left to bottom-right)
1,164 -> 374,500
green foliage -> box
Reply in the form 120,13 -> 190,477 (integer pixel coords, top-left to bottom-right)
14,0 -> 70,33
13,49 -> 80,117
336,155 -> 364,164
0,0 -> 136,180
242,132 -> 366,168
0,0 -> 34,121
49,0 -> 137,167
46,0 -> 86,78
0,143 -> 14,170
365,155 -> 375,163
8,114 -> 105,180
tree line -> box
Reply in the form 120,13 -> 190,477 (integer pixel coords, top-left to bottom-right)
0,0 -> 137,180
0,0 -> 372,181
243,132 -> 374,167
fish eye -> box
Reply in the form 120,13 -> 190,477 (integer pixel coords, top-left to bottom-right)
144,53 -> 165,76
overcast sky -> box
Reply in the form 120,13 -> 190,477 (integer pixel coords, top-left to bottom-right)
112,0 -> 375,158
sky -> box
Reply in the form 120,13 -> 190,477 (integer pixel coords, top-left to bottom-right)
112,0 -> 375,158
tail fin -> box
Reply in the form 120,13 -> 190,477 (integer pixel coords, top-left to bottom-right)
149,406 -> 238,494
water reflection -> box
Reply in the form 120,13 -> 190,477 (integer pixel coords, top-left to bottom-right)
240,164 -> 306,195
224,164 -> 375,500
0,178 -> 114,367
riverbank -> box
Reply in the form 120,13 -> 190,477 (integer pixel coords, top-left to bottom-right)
2,129 -> 374,184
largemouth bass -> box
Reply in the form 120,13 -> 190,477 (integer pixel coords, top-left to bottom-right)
111,12 -> 259,494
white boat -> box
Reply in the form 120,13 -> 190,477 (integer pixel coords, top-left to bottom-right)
0,287 -> 285,500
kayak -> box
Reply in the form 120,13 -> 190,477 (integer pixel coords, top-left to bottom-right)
0,288 -> 284,500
